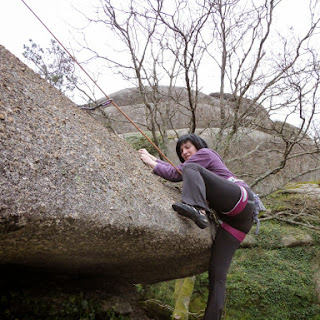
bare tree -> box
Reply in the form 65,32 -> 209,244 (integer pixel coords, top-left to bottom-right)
154,0 -> 213,133
75,0 -> 320,193
78,0 -> 175,155
78,0 -> 214,155
201,0 -> 320,192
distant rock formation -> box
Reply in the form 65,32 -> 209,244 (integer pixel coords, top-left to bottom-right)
0,45 -> 213,284
86,86 -> 272,135
92,84 -> 320,195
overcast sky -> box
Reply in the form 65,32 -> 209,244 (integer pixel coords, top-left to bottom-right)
0,0 -> 128,98
0,0 -> 314,100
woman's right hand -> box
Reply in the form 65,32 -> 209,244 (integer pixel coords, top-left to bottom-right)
139,149 -> 157,168
139,149 -> 157,161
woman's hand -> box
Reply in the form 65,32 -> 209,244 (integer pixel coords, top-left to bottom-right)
139,149 -> 157,168
139,149 -> 157,161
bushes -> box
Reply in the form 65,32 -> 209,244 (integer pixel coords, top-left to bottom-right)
124,132 -> 164,155
224,246 -> 320,319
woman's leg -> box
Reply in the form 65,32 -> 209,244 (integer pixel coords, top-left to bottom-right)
181,163 -> 241,212
204,227 -> 241,320
180,164 -> 254,318
178,163 -> 254,318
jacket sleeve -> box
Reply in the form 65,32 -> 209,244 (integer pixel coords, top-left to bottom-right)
153,160 -> 183,182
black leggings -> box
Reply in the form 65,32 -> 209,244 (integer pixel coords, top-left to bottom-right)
204,227 -> 240,319
181,163 -> 254,320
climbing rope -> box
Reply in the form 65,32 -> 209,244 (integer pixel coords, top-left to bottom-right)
20,0 -> 182,175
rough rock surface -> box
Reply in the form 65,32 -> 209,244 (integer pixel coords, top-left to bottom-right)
281,183 -> 320,199
0,45 -> 213,284
281,234 -> 314,247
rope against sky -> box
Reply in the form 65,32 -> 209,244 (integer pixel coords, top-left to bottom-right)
20,0 -> 182,175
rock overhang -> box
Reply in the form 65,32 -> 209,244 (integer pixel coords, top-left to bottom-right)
0,45 -> 213,284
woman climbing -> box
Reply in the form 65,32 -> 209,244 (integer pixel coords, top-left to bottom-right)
139,133 -> 263,320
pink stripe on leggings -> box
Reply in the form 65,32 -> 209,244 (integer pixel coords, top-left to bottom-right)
221,223 -> 246,242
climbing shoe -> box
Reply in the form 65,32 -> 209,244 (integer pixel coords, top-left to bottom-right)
172,202 -> 209,229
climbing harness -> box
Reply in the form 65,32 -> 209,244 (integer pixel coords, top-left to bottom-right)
20,0 -> 182,175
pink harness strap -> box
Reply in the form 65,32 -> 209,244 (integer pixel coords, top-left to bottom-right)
221,223 -> 246,242
225,186 -> 248,217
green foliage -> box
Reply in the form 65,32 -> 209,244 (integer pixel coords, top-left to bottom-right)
253,221 -> 284,249
141,246 -> 320,320
265,187 -> 320,218
249,220 -> 317,249
261,183 -> 320,237
224,246 -> 320,320
136,281 -> 176,307
124,132 -> 165,157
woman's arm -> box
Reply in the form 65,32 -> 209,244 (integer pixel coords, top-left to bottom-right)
153,162 -> 183,182
139,148 -> 182,181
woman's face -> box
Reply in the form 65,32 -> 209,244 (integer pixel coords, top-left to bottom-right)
180,140 -> 198,161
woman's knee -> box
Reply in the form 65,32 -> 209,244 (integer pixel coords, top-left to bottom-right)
182,162 -> 202,173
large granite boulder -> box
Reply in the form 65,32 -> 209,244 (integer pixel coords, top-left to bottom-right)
87,87 -> 273,135
0,45 -> 213,284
